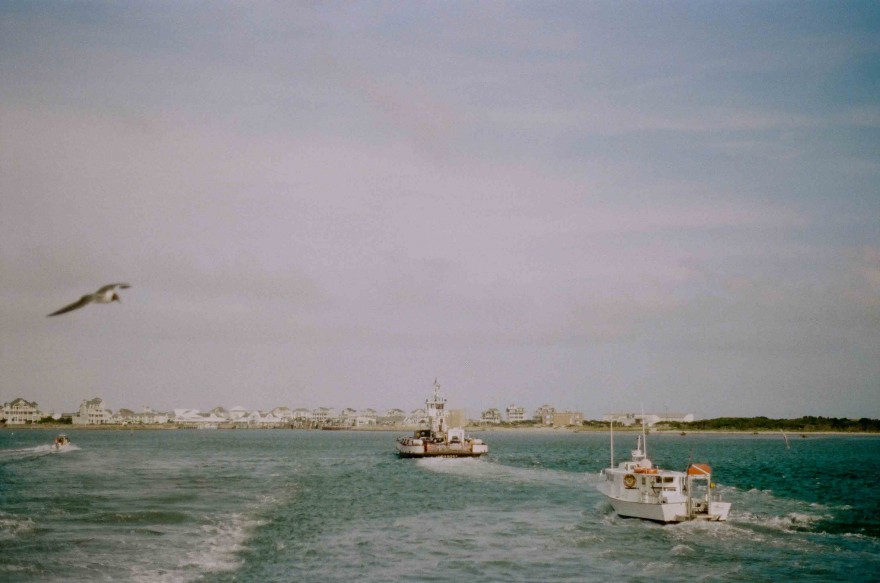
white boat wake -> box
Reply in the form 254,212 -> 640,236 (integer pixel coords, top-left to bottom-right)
416,456 -> 596,488
0,443 -> 80,463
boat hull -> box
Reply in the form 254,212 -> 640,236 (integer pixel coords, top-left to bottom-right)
597,484 -> 731,523
395,440 -> 488,458
599,487 -> 686,523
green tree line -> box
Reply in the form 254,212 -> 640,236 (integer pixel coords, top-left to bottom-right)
659,416 -> 880,432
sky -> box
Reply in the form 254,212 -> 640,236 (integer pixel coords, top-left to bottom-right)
1,1 -> 878,419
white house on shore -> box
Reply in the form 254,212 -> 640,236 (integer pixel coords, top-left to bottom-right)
356,408 -> 377,427
173,409 -> 227,428
481,408 -> 502,424
506,405 -> 526,422
404,408 -> 427,426
311,407 -> 335,425
271,406 -> 294,421
534,405 -> 556,425
112,408 -> 137,424
380,409 -> 406,425
2,398 -> 43,424
228,406 -> 249,421
112,406 -> 169,425
73,397 -> 112,425
239,410 -> 286,428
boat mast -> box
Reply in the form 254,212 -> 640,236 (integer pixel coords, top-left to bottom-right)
610,419 -> 615,468
640,405 -> 648,459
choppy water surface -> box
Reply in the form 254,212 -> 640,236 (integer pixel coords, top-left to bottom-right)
1,429 -> 878,582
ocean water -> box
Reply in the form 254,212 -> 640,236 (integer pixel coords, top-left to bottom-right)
1,429 -> 878,582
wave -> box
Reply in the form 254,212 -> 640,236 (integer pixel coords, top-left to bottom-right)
133,491 -> 292,582
714,483 -> 852,536
736,510 -> 831,531
177,512 -> 269,577
0,513 -> 36,541
0,476 -> 293,582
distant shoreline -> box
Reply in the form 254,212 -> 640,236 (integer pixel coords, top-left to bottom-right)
1,424 -> 877,435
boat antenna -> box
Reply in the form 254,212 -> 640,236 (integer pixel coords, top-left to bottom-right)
610,419 -> 615,468
640,404 -> 648,458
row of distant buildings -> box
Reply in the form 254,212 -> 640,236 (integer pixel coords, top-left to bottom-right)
479,404 -> 584,426
1,397 -> 693,429
0,398 -> 395,429
477,407 -> 693,427
602,412 -> 695,426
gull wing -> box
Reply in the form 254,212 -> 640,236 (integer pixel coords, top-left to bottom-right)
96,283 -> 131,293
47,295 -> 93,317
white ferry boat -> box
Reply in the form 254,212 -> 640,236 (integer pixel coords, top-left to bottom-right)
597,426 -> 731,523
396,380 -> 488,458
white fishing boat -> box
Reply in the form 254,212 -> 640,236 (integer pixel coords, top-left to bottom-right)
53,434 -> 71,450
396,380 -> 488,458
597,423 -> 731,523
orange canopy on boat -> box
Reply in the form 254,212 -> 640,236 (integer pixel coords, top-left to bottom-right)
687,463 -> 712,476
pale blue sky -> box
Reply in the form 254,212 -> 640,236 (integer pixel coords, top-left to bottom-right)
1,2 -> 878,418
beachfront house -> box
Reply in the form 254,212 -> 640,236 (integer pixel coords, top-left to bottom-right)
356,408 -> 377,427
228,406 -> 249,421
2,398 -> 43,424
404,408 -> 427,426
292,408 -> 311,420
73,397 -> 112,425
134,407 -> 169,424
271,406 -> 294,421
534,405 -> 556,425
349,408 -> 377,427
174,409 -> 227,428
380,408 -> 406,425
113,408 -> 137,424
239,410 -> 286,428
209,406 -> 230,420
311,407 -> 335,426
552,411 -> 584,427
173,409 -> 200,422
481,408 -> 502,424
506,405 -> 526,422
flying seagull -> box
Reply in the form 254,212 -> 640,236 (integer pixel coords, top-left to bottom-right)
47,283 -> 132,317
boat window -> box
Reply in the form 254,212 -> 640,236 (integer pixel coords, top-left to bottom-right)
663,477 -> 674,483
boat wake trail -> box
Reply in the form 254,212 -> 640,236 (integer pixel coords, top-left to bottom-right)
0,512 -> 36,542
416,456 -> 598,488
0,444 -> 80,463
717,485 -> 848,538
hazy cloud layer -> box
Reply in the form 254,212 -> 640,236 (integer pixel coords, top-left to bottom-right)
1,2 -> 878,418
